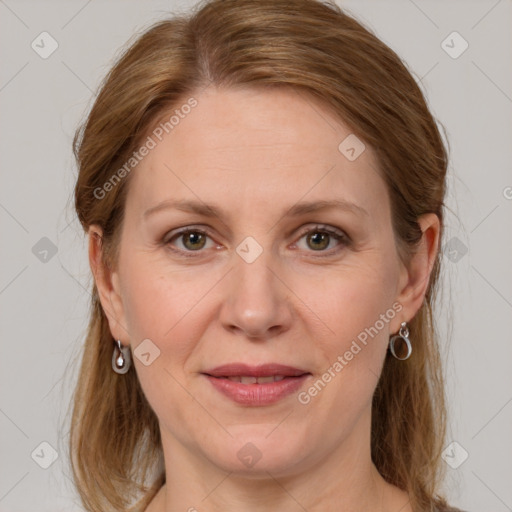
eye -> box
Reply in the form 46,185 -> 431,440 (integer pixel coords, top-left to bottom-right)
164,227 -> 217,256
293,224 -> 350,256
163,224 -> 350,258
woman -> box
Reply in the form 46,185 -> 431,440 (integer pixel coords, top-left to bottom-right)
69,0 -> 464,510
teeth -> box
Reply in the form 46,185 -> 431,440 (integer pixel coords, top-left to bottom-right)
257,376 -> 277,384
225,375 -> 288,384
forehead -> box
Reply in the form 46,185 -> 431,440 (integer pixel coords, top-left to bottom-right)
125,86 -> 388,221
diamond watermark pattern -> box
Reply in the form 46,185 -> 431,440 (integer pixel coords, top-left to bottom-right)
237,442 -> 262,468
441,441 -> 469,469
31,31 -> 59,59
444,236 -> 468,263
31,441 -> 59,469
236,236 -> 263,264
134,338 -> 161,366
441,31 -> 468,59
32,237 -> 58,263
338,134 -> 366,161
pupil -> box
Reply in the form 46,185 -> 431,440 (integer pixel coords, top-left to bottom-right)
309,232 -> 328,250
186,232 -> 204,249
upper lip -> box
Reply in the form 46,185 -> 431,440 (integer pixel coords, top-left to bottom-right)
202,363 -> 310,378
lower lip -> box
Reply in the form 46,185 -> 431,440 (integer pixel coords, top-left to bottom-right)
204,374 -> 310,406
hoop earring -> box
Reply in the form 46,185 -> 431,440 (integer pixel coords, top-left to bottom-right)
112,339 -> 132,374
389,322 -> 412,360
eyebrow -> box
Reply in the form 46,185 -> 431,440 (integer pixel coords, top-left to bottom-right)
143,198 -> 369,220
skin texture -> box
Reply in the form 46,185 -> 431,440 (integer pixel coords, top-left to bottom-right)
89,86 -> 439,512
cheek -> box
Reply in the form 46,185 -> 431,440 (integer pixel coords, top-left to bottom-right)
299,258 -> 399,393
121,274 -> 175,341
306,259 -> 398,342
119,251 -> 199,341
119,260 -> 207,424
118,252 -> 223,376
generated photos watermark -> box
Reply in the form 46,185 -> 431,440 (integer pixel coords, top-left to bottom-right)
93,97 -> 198,200
297,301 -> 403,404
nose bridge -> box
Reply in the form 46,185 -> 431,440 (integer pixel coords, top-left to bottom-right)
236,239 -> 276,294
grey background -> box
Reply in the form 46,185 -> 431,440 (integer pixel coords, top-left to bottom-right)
0,0 -> 511,510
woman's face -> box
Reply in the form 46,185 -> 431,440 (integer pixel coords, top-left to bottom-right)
93,86 -> 432,477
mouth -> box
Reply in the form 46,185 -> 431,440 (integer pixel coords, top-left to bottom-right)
201,363 -> 312,406
202,362 -> 310,379
205,374 -> 309,384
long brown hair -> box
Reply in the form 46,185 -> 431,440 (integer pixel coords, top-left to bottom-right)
69,0 -> 453,510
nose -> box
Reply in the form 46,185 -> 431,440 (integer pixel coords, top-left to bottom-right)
219,247 -> 293,341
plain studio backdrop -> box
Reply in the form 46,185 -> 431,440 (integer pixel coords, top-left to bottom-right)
0,1 -> 511,511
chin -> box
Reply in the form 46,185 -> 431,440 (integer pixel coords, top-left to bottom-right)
204,428 -> 309,477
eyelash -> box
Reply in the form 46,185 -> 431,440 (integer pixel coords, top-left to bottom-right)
162,224 -> 351,259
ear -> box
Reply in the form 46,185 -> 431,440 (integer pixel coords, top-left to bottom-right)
88,225 -> 130,344
393,213 -> 440,329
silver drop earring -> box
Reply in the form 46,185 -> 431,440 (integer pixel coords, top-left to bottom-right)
112,339 -> 132,374
389,322 -> 412,360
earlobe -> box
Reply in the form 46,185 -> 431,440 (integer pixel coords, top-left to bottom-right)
88,225 -> 129,343
394,213 -> 440,326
